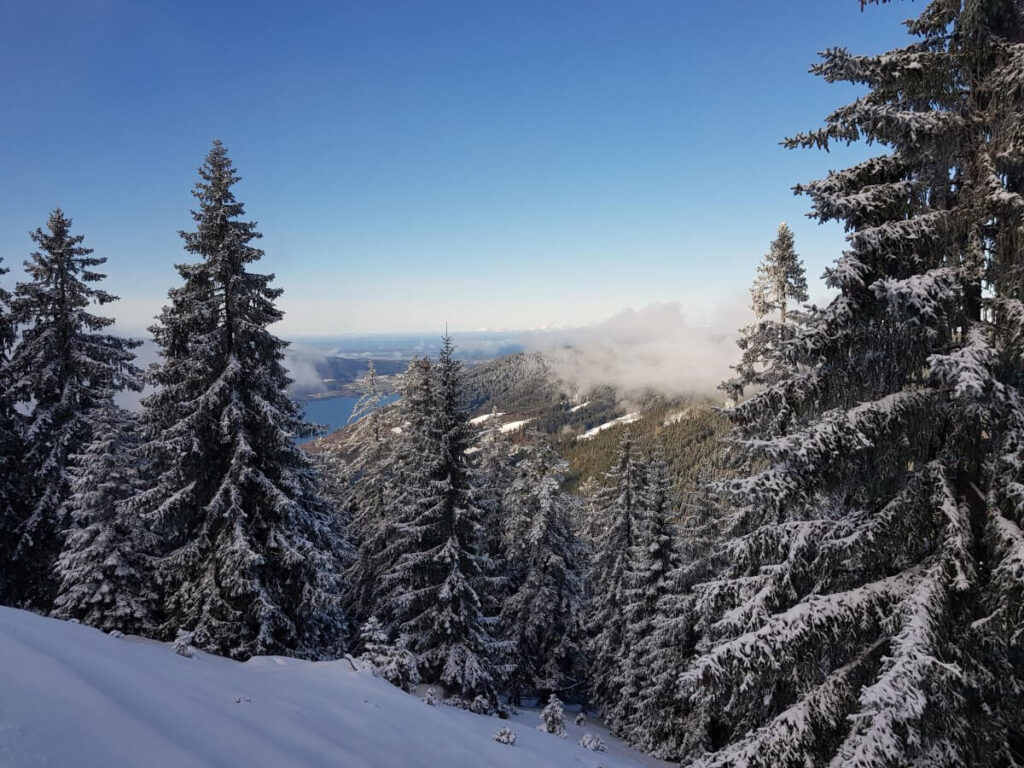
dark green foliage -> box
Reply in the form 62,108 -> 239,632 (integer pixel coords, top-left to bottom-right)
559,397 -> 730,499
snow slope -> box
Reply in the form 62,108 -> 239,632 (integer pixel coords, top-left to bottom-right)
499,418 -> 534,433
0,608 -> 663,768
576,412 -> 641,441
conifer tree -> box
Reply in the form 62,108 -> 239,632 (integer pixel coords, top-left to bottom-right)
574,476 -> 604,544
5,210 -> 141,609
0,255 -> 23,605
307,448 -> 356,574
613,449 -> 679,736
469,411 -> 519,627
538,694 -> 567,738
473,410 -> 515,563
356,616 -> 420,692
751,222 -> 807,326
377,337 -> 505,700
585,430 -> 645,718
499,435 -> 585,705
129,141 -> 345,660
623,479 -> 729,759
345,361 -> 399,621
51,405 -> 156,633
723,223 -> 808,399
678,4 -> 1024,765
348,356 -> 429,626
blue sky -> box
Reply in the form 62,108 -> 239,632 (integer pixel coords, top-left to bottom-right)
0,1 -> 913,336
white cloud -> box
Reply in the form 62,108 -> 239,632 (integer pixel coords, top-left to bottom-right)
520,298 -> 751,396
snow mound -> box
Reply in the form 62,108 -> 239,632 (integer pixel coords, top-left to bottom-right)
0,608 -> 660,768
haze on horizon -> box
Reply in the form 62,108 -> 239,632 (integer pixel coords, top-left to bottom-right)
1,1 -> 912,338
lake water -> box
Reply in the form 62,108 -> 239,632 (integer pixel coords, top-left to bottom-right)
300,395 -> 398,441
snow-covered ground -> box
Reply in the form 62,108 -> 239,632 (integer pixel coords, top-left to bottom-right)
499,418 -> 533,433
576,412 -> 641,441
0,608 -> 665,768
469,412 -> 504,425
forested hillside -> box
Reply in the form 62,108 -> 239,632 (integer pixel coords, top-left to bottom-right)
312,349 -> 730,499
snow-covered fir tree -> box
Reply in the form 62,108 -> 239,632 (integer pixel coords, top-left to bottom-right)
723,222 -> 808,399
538,694 -> 567,738
579,732 -> 606,752
362,355 -> 436,634
574,475 -> 604,544
51,405 -> 156,634
499,434 -> 585,705
5,210 -> 141,610
675,4 -> 1024,765
127,141 -> 345,660
356,616 -> 420,692
0,254 -> 23,605
473,410 -> 515,563
306,448 -> 356,575
344,361 -> 400,622
468,410 -> 519,633
377,337 -> 505,700
585,430 -> 646,719
493,726 -> 517,745
751,222 -> 806,325
619,474 -> 732,759
612,448 -> 679,738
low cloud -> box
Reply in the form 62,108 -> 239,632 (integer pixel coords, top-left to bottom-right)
284,344 -> 330,394
519,299 -> 751,396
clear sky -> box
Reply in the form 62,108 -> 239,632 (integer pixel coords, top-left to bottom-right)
0,1 -> 914,337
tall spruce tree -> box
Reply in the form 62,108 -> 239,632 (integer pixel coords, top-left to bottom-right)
51,405 -> 156,633
473,410 -> 515,564
129,141 -> 345,660
499,434 -> 585,705
345,361 -> 400,622
750,222 -> 807,326
5,210 -> 141,609
585,430 -> 646,719
723,223 -> 809,399
0,255 -> 23,605
369,355 -> 435,629
377,337 -> 505,700
676,3 -> 1024,765
469,411 -> 518,628
612,449 -> 679,738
